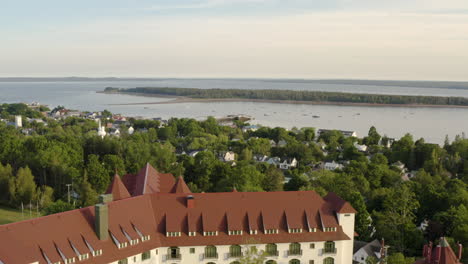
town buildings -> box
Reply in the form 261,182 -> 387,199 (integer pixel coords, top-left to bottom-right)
414,238 -> 463,264
0,164 -> 356,264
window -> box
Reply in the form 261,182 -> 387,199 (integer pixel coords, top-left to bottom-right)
290,259 -> 300,264
310,261 -> 315,264
205,245 -> 218,258
323,257 -> 334,264
289,243 -> 301,256
229,245 -> 242,257
266,243 -> 278,256
166,232 -> 182,237
118,259 -> 128,264
345,214 -> 350,216
204,231 -> 218,236
266,261 -> 277,264
289,228 -> 302,233
323,227 -> 337,232
190,248 -> 195,254
249,229 -> 258,235
324,242 -> 336,254
188,231 -> 197,236
310,243 -> 315,249
141,251 -> 151,260
264,229 -> 278,234
168,247 -> 180,260
229,230 -> 243,235
309,228 -> 317,232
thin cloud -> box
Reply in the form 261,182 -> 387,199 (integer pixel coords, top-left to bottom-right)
148,0 -> 269,11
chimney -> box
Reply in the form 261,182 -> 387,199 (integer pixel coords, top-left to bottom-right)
186,195 -> 195,209
458,243 -> 463,261
95,194 -> 113,240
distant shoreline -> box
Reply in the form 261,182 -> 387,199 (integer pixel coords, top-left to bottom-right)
101,91 -> 468,109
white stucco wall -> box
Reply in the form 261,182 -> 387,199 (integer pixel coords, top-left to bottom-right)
108,240 -> 351,264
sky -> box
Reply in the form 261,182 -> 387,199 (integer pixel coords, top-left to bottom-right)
1,0 -> 468,80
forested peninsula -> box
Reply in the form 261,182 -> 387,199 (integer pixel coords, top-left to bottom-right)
103,87 -> 468,107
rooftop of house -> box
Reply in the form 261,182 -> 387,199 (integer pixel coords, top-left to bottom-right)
415,237 -> 463,264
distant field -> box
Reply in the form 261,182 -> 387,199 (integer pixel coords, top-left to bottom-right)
0,205 -> 40,225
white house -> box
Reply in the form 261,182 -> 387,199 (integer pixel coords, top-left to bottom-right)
324,161 -> 344,171
353,240 -> 384,264
279,158 -> 298,170
220,151 -> 236,162
354,143 -> 368,152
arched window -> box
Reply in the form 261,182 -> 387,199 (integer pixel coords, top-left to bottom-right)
288,242 -> 302,255
205,245 -> 218,259
266,260 -> 277,264
167,247 -> 180,260
229,245 -> 242,257
324,257 -> 334,264
289,259 -> 300,264
324,241 -> 336,253
265,243 -> 278,256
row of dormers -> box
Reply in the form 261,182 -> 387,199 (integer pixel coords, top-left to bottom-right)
164,207 -> 339,237
164,227 -> 337,237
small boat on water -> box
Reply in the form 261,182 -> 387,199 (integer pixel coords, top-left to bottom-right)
312,115 -> 320,118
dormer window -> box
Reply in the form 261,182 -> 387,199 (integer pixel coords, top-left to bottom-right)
78,254 -> 89,261
166,232 -> 182,237
324,227 -> 337,232
249,230 -> 258,235
264,229 -> 279,234
141,235 -> 151,241
203,231 -> 218,236
309,228 -> 317,232
130,239 -> 139,246
288,228 -> 302,233
228,230 -> 243,235
188,231 -> 197,236
111,232 -> 128,249
92,249 -> 103,256
65,258 -> 76,264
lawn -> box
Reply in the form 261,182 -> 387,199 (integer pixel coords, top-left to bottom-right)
0,205 -> 40,225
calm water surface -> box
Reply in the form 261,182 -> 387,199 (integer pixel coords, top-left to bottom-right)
1,80 -> 467,144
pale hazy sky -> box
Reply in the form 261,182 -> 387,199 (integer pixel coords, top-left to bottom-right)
1,0 -> 468,80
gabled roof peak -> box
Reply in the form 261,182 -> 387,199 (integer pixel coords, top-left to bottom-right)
171,176 -> 192,194
105,174 -> 131,201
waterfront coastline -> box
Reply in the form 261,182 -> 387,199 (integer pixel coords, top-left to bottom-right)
102,91 -> 468,109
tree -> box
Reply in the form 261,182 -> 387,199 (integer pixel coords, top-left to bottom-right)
42,200 -> 75,216
387,253 -> 415,264
86,154 -> 109,194
365,256 -> 378,264
373,184 -> 422,254
79,170 -> 98,207
12,167 -> 37,206
262,165 -> 284,191
0,163 -> 13,203
239,148 -> 253,161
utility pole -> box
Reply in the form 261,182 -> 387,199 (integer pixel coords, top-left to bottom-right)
66,184 -> 72,203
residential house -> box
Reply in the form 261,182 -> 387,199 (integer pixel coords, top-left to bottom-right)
219,151 -> 236,162
279,158 -> 298,170
324,161 -> 344,171
317,129 -> 358,138
353,239 -> 386,264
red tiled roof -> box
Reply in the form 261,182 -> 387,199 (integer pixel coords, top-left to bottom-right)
105,174 -> 131,201
121,163 -> 177,196
323,192 -> 357,214
0,190 -> 353,264
171,176 -> 192,194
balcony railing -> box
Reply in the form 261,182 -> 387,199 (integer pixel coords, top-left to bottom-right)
266,250 -> 279,256
203,253 -> 219,259
287,249 -> 303,256
323,248 -> 337,254
167,254 -> 182,260
228,252 -> 243,258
